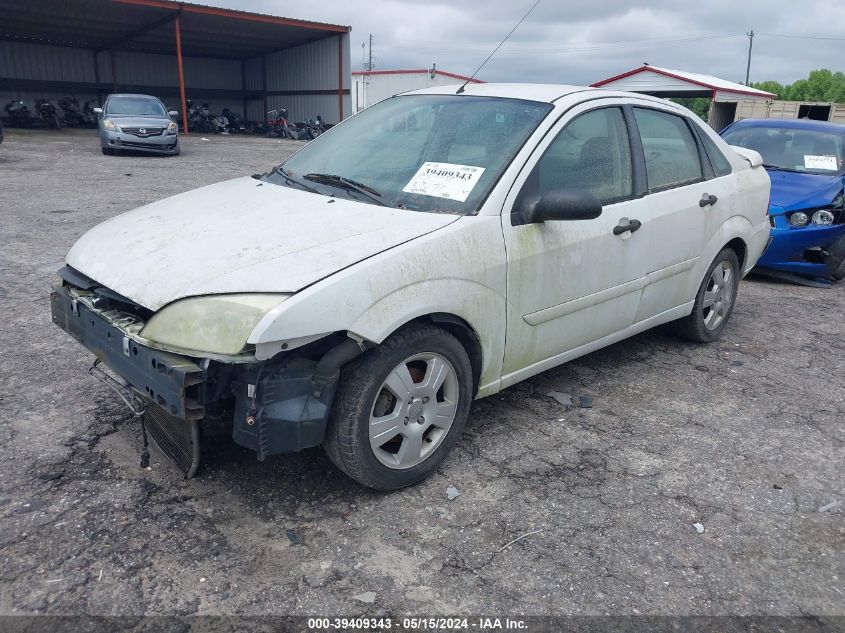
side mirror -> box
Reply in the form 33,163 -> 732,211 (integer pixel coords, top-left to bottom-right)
523,189 -> 602,224
93,107 -> 103,115
168,110 -> 178,117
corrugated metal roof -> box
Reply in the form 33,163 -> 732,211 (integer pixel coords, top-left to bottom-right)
592,65 -> 775,99
0,0 -> 349,59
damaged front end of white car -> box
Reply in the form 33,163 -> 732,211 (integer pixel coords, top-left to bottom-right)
51,266 -> 372,478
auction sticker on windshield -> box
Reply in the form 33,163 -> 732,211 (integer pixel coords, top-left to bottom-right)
804,155 -> 838,170
403,162 -> 485,202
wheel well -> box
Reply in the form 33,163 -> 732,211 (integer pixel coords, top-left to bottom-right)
725,237 -> 747,271
412,313 -> 483,395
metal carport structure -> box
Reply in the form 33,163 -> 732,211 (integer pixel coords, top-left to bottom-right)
591,64 -> 775,130
0,0 -> 351,131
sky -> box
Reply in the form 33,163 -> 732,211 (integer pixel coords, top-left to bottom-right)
202,0 -> 845,86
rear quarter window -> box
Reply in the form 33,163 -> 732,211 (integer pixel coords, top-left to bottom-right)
698,129 -> 733,176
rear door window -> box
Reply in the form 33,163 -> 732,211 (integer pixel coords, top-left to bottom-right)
634,108 -> 703,190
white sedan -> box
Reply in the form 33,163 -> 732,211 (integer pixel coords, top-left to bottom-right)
51,83 -> 771,489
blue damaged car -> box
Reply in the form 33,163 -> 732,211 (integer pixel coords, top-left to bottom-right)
721,118 -> 845,283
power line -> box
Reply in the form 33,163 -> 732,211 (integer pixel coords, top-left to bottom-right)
392,33 -> 742,55
395,32 -> 732,49
757,32 -> 845,41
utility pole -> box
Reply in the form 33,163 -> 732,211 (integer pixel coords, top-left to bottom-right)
361,41 -> 366,71
745,29 -> 754,85
367,33 -> 374,71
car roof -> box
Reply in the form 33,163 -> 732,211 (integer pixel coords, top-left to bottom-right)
106,94 -> 162,100
726,118 -> 845,134
403,82 -> 684,109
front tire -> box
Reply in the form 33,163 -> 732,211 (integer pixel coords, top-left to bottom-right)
675,248 -> 740,343
323,324 -> 473,490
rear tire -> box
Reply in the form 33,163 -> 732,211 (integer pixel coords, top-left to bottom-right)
323,324 -> 473,490
675,248 -> 740,343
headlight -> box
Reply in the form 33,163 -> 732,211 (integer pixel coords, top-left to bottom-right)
167,121 -> 178,135
788,211 -> 809,227
102,119 -> 117,131
811,210 -> 834,225
140,294 -> 289,355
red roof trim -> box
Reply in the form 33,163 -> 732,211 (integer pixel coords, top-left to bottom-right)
591,66 -> 775,99
352,69 -> 484,83
111,0 -> 349,33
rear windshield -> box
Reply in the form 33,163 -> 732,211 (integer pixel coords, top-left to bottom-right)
106,97 -> 167,117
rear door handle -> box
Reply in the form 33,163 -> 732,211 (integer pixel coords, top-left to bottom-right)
613,219 -> 642,235
699,193 -> 718,207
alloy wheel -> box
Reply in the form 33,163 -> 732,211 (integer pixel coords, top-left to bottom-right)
702,260 -> 735,330
368,352 -> 459,470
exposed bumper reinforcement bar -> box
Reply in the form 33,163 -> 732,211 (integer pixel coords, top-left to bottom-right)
51,284 -> 205,420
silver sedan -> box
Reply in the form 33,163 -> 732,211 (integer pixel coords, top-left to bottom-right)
95,94 -> 180,156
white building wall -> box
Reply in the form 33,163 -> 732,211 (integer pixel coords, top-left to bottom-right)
594,72 -> 703,94
352,71 -> 471,113
713,89 -> 768,103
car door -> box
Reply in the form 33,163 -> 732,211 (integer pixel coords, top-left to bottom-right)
628,105 -> 730,321
500,102 -> 652,386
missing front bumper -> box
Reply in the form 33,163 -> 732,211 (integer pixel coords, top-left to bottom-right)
51,284 -> 205,419
51,283 -> 206,475
51,281 -> 358,476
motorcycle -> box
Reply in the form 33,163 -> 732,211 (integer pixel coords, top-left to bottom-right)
82,100 -> 100,127
4,100 -> 34,127
221,108 -> 245,134
303,116 -> 327,138
266,108 -> 306,139
58,96 -> 86,127
36,99 -> 63,129
186,99 -> 215,133
211,112 -> 229,134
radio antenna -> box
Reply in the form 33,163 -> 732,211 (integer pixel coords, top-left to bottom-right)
456,0 -> 542,94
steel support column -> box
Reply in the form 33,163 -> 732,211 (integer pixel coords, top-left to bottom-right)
174,15 -> 189,134
337,33 -> 344,121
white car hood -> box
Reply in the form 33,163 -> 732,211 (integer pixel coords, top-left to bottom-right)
66,177 -> 458,310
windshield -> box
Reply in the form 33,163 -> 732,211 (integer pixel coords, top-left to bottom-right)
266,94 -> 553,214
106,97 -> 167,117
722,125 -> 845,175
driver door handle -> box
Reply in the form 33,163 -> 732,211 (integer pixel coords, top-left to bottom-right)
699,193 -> 718,207
613,219 -> 642,236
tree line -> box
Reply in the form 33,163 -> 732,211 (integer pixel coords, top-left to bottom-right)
751,69 -> 845,103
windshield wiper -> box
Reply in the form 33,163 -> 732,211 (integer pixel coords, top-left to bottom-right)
274,167 -> 321,193
762,164 -> 802,173
303,173 -> 389,206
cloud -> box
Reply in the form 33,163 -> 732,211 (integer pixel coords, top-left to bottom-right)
204,0 -> 845,86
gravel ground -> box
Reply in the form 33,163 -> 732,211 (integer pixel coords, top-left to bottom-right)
0,128 -> 843,617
